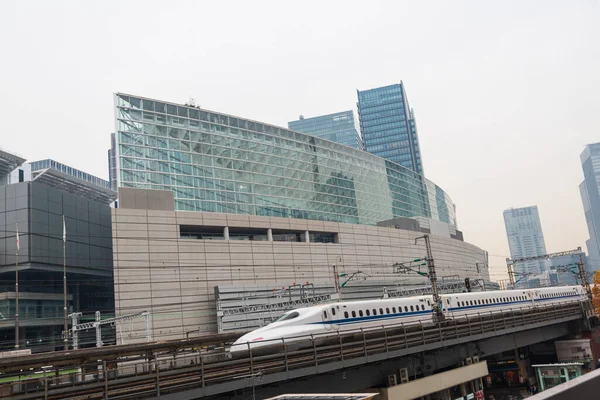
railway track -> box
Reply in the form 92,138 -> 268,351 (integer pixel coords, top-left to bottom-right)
3,302 -> 591,400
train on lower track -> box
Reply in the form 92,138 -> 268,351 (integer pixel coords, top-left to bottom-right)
228,285 -> 587,357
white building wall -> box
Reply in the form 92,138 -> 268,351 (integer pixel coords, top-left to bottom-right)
112,209 -> 490,343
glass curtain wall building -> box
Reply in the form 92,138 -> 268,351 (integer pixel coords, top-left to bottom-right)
579,143 -> 600,273
357,83 -> 424,175
113,93 -> 456,227
288,111 -> 364,150
503,206 -> 548,278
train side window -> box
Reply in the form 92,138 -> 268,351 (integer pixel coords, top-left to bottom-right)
392,307 -> 397,313
405,306 -> 408,312
380,308 -> 384,314
366,309 -> 370,316
359,310 -> 363,317
386,307 -> 390,314
373,309 -> 377,315
470,301 -> 473,306
421,304 -> 425,310
344,311 -> 349,318
410,305 -> 414,311
446,299 -> 450,305
352,311 -> 356,318
323,310 -> 328,319
331,308 -> 336,316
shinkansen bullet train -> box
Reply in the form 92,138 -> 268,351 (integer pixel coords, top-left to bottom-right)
228,285 -> 586,357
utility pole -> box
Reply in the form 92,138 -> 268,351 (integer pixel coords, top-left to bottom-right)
576,253 -> 591,299
333,264 -> 341,296
62,215 -> 68,350
506,258 -> 515,287
415,234 -> 443,321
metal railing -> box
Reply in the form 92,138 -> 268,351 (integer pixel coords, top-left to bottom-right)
1,301 -> 591,400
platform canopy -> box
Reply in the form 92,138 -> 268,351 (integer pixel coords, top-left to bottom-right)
0,148 -> 26,177
32,168 -> 118,204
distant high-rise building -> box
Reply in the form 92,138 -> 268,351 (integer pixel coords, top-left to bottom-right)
579,143 -> 600,273
503,206 -> 548,280
288,111 -> 364,150
357,82 -> 424,175
108,133 -> 117,191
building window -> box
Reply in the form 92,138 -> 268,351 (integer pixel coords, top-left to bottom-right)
309,232 -> 338,243
180,225 -> 224,240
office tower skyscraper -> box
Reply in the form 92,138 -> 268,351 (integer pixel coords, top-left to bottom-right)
503,206 -> 548,279
579,143 -> 600,272
288,111 -> 364,150
357,82 -> 424,175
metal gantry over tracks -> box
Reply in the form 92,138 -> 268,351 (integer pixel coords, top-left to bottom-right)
506,247 -> 591,296
1,300 -> 594,400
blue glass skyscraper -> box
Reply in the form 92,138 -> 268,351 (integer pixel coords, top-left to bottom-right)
357,83 -> 424,175
288,111 -> 364,150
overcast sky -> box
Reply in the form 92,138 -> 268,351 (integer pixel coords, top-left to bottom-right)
1,0 -> 599,280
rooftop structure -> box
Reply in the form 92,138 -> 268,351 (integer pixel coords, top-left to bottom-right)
0,148 -> 26,184
30,159 -> 117,204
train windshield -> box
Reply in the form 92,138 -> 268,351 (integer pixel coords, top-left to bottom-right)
276,311 -> 299,322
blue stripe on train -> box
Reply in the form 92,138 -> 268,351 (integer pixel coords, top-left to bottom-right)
317,293 -> 581,325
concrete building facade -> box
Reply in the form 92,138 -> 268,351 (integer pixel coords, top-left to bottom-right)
112,188 -> 489,343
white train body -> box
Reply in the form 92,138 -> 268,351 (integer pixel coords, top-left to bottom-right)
229,286 -> 586,356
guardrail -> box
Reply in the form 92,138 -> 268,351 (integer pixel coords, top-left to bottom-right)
1,301 -> 592,400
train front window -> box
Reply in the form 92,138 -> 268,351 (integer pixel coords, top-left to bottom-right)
276,311 -> 300,322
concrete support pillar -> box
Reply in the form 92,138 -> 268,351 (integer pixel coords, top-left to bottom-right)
459,382 -> 467,396
305,230 -> 310,243
267,228 -> 273,242
224,226 -> 229,240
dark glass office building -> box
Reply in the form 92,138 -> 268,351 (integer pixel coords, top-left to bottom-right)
0,153 -> 116,351
357,83 -> 424,175
288,111 -> 364,150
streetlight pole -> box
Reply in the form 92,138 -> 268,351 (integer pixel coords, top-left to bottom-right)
63,215 -> 68,350
15,223 -> 19,349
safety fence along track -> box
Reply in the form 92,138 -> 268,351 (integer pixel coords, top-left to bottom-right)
1,301 -> 592,400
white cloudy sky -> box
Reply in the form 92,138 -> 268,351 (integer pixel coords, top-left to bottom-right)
1,0 -> 599,280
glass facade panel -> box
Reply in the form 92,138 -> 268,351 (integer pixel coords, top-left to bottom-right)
288,110 -> 364,150
113,93 -> 456,227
